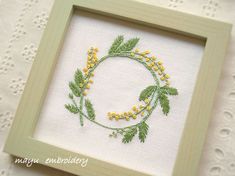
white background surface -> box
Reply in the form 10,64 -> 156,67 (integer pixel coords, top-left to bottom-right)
0,0 -> 235,176
34,10 -> 204,176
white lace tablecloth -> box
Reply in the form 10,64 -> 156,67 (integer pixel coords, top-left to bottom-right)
0,0 -> 234,176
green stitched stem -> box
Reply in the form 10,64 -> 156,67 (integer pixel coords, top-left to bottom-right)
71,98 -> 83,126
74,51 -> 160,131
79,96 -> 84,126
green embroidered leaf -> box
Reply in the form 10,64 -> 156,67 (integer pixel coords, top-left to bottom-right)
68,93 -> 73,99
159,93 -> 170,115
65,104 -> 79,114
116,38 -> 139,53
122,127 -> 137,143
69,82 -> 80,97
74,69 -> 84,86
139,85 -> 156,101
138,122 -> 149,143
108,35 -> 124,54
85,99 -> 95,120
160,86 -> 178,96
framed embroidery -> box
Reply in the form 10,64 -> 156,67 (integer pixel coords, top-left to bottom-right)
4,0 -> 232,176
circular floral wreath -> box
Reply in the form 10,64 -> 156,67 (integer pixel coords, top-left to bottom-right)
65,35 -> 178,143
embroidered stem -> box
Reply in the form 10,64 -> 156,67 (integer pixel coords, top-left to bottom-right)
79,96 -> 84,126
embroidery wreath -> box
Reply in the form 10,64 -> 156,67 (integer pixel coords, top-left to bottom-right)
65,35 -> 178,143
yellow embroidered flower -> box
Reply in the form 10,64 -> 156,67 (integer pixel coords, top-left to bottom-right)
144,98 -> 150,104
135,48 -> 139,53
83,68 -> 88,73
150,62 -> 155,67
86,84 -> 90,89
165,74 -> 170,79
107,112 -> 113,120
132,114 -> 137,119
160,65 -> 165,71
87,49 -> 92,54
144,50 -> 150,54
157,61 -> 163,65
128,111 -> 133,116
151,56 -> 157,61
132,106 -> 138,112
147,106 -> 151,111
93,57 -> 98,62
141,50 -> 150,56
153,66 -> 158,71
115,115 -> 119,121
160,76 -> 165,81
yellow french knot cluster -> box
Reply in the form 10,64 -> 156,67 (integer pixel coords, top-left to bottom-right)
132,49 -> 170,86
81,47 -> 98,96
107,98 -> 151,121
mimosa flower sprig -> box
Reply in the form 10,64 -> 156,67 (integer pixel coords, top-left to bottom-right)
65,35 -> 178,143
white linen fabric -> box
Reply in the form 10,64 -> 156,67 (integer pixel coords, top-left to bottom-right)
0,0 -> 234,176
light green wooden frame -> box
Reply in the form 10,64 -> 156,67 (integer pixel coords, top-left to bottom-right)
4,0 -> 232,175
